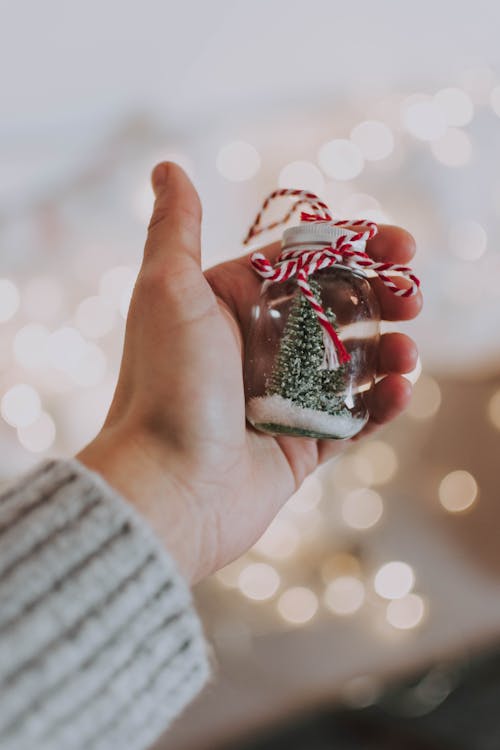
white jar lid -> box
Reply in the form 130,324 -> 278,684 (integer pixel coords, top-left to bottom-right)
282,222 -> 361,248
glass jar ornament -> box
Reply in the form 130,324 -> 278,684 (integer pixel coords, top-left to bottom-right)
243,189 -> 420,440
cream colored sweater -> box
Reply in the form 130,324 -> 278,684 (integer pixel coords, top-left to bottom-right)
0,458 -> 210,750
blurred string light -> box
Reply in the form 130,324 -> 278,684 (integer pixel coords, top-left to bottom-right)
341,488 -> 383,530
386,593 -> 426,630
70,344 -> 107,388
374,561 -> 415,600
449,220 -> 487,261
324,576 -> 365,615
14,324 -> 50,369
238,562 -> 280,601
216,140 -> 261,182
0,279 -> 20,322
401,95 -> 447,141
406,374 -> 441,420
277,587 -> 318,625
278,161 -> 324,196
215,559 -> 246,589
17,411 -> 56,452
99,266 -> 137,310
75,296 -> 116,339
438,470 -> 478,513
350,120 -> 394,161
252,517 -> 300,559
317,139 -> 364,180
1,384 -> 41,428
434,87 -> 474,126
461,65 -> 496,103
488,390 -> 500,430
340,675 -> 382,708
431,128 -> 472,167
47,326 -> 86,371
353,441 -> 398,485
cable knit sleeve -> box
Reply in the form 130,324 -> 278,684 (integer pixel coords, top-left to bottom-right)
0,458 -> 210,750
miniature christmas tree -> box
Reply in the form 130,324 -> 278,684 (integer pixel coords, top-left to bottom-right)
266,277 -> 348,417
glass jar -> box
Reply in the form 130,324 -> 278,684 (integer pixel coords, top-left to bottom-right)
244,224 -> 381,440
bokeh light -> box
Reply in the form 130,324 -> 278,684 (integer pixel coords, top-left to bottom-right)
431,128 -> 472,167
1,384 -> 42,428
374,561 -> 415,600
278,160 -> 324,195
0,279 -> 20,323
449,220 -> 487,261
317,139 -> 364,180
341,488 -> 383,530
350,120 -> 394,161
70,343 -> 107,387
17,411 -> 56,452
99,266 -> 137,309
324,576 -> 365,615
253,518 -> 300,559
406,375 -> 442,420
278,587 -> 319,625
488,390 -> 500,431
439,470 -> 478,513
340,675 -> 382,708
75,296 -> 116,339
401,96 -> 447,141
238,563 -> 280,601
354,441 -> 398,485
386,593 -> 426,630
434,87 -> 474,126
47,326 -> 87,372
462,65 -> 495,102
14,324 -> 50,370
216,140 -> 261,182
215,559 -> 246,589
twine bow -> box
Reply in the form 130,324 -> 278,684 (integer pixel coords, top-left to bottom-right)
243,188 -> 420,370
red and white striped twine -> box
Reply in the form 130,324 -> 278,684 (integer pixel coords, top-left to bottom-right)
244,188 -> 420,369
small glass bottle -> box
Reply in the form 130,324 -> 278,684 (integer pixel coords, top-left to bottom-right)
245,223 -> 380,440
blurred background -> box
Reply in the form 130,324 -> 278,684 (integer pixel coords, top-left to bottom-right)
1,1 -> 500,748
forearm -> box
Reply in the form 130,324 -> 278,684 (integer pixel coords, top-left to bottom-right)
0,459 -> 210,750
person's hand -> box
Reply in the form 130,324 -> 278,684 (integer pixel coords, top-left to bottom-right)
78,163 -> 422,584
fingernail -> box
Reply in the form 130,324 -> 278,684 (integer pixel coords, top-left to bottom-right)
151,163 -> 168,196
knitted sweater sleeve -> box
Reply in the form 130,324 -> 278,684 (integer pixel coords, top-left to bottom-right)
0,458 -> 210,750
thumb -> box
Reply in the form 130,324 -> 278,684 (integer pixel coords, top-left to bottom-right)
139,162 -> 215,328
145,161 -> 202,268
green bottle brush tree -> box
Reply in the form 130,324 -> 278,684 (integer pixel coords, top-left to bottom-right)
247,277 -> 362,439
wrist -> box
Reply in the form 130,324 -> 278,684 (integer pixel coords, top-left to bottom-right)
76,427 -> 208,584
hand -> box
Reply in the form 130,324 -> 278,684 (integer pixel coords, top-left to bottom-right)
78,163 -> 422,584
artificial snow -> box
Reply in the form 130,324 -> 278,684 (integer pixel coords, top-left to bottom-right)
247,394 -> 365,439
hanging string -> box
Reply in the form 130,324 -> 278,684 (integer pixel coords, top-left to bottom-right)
244,189 -> 420,370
